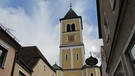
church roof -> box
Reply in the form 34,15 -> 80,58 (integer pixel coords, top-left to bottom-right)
59,8 -> 83,29
63,8 -> 78,19
60,8 -> 82,21
52,64 -> 63,70
82,64 -> 100,69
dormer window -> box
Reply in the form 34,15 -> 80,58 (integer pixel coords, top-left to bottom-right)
67,23 -> 76,32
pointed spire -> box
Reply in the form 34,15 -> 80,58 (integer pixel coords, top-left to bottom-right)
61,8 -> 78,20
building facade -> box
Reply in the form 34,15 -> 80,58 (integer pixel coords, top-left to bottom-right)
13,46 -> 56,76
0,23 -> 56,76
53,8 -> 101,76
0,24 -> 21,76
96,0 -> 135,76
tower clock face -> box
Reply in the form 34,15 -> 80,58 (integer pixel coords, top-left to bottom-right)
68,34 -> 75,42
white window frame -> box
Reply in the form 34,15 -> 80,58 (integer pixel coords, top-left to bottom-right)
0,45 -> 8,69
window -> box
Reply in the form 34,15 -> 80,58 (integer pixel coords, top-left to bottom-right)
103,15 -> 110,43
90,73 -> 94,76
114,63 -> 124,76
71,23 -> 75,31
18,71 -> 26,76
65,55 -> 68,61
109,0 -> 116,9
129,44 -> 135,73
126,34 -> 135,75
66,23 -> 76,32
0,45 -> 7,68
76,54 -> 79,60
130,44 -> 135,62
113,0 -> 122,13
44,65 -> 46,71
67,24 -> 70,32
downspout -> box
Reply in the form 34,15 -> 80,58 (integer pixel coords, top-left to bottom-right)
11,47 -> 22,76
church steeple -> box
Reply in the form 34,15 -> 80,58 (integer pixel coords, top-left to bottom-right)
59,7 -> 85,70
54,5 -> 101,76
60,8 -> 83,29
60,8 -> 79,20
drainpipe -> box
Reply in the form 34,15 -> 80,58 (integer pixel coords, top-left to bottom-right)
11,47 -> 22,76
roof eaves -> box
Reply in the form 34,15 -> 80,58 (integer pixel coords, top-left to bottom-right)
17,57 -> 33,74
96,0 -> 102,39
0,24 -> 21,50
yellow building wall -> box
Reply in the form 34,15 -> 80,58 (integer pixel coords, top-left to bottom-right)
0,38 -> 16,76
95,68 -> 101,76
62,49 -> 71,69
13,63 -> 30,76
57,70 -> 63,76
63,70 -> 82,76
62,32 -> 81,45
82,69 -> 86,76
61,19 -> 81,32
73,48 -> 83,68
86,67 -> 101,76
32,59 -> 56,76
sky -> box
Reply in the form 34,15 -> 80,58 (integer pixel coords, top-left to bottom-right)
0,0 -> 102,65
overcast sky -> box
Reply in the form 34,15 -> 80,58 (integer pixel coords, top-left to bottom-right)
0,0 -> 102,65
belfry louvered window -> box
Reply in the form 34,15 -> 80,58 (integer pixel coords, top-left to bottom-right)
67,23 -> 75,32
67,24 -> 70,32
71,23 -> 75,31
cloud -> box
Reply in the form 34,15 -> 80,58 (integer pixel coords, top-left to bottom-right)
0,0 -> 60,65
0,0 -> 102,66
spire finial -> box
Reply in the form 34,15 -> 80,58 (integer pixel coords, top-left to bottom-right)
70,3 -> 72,8
90,51 -> 92,57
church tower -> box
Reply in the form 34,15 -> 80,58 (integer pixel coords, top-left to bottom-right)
59,8 -> 85,70
52,7 -> 101,76
58,8 -> 85,76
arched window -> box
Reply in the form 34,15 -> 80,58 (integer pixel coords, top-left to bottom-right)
76,54 -> 79,60
71,23 -> 75,31
90,73 -> 94,76
67,24 -> 70,32
65,55 -> 68,61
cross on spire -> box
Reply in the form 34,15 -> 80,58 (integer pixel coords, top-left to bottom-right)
90,51 -> 92,57
70,3 -> 72,8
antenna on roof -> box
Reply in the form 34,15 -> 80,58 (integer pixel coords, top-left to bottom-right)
0,23 -> 20,42
70,3 -> 72,8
